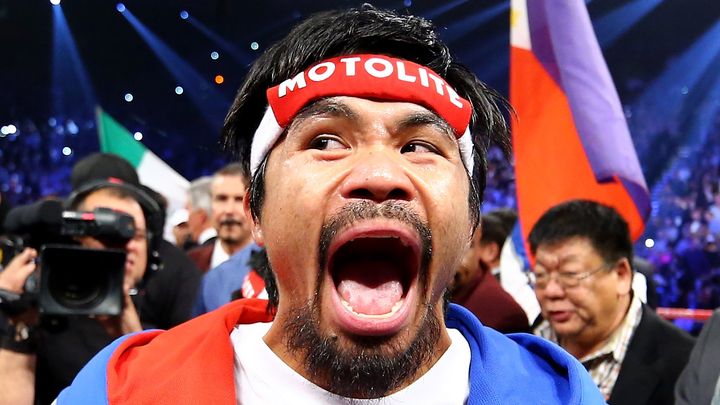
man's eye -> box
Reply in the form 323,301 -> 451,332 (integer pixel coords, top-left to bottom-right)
401,141 -> 438,154
308,136 -> 346,151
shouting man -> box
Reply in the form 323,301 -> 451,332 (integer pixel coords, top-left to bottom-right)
58,6 -> 602,404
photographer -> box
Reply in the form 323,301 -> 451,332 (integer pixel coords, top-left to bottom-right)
0,169 -> 201,404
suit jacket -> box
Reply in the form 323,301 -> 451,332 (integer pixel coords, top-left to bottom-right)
609,305 -> 695,405
188,237 -> 216,273
675,308 -> 720,405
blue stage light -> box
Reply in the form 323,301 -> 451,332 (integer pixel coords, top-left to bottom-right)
124,93 -> 134,102
175,86 -> 184,95
404,0 -> 412,6
67,120 -> 79,134
62,147 -> 72,156
116,3 -> 126,12
250,42 -> 259,51
180,10 -> 189,20
50,0 -> 61,6
210,51 -> 219,60
134,132 -> 143,141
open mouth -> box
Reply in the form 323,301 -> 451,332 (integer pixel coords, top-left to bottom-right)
325,224 -> 421,336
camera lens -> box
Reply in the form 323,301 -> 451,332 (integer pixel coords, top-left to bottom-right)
47,261 -> 107,309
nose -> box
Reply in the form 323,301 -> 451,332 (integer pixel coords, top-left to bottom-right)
339,148 -> 415,203
541,275 -> 566,299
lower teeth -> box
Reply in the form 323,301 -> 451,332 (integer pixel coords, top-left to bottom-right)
340,298 -> 404,318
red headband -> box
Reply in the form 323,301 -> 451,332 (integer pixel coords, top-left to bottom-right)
266,54 -> 472,136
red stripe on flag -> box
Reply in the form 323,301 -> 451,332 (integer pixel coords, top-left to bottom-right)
511,47 -> 645,262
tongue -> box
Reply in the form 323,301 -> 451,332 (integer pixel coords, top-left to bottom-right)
335,260 -> 404,315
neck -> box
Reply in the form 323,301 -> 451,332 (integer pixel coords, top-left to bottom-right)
220,237 -> 250,255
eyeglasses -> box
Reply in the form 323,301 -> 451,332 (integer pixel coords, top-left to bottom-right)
527,261 -> 616,290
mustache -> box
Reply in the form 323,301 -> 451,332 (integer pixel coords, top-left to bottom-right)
219,218 -> 242,226
317,200 -> 432,274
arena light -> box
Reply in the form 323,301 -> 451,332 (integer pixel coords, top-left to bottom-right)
62,147 -> 73,156
50,0 -> 61,5
116,3 -> 126,12
0,126 -> 8,136
250,41 -> 259,51
214,74 -> 224,84
6,124 -> 17,134
67,120 -> 79,134
644,238 -> 655,248
124,93 -> 134,102
210,51 -> 219,60
180,10 -> 189,20
134,132 -> 143,141
175,86 -> 184,95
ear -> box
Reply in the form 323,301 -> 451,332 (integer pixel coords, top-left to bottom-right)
478,242 -> 500,265
615,257 -> 633,296
243,190 -> 264,246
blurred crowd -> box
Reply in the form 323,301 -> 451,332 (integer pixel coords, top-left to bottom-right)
0,116 -> 226,208
2,111 -> 720,318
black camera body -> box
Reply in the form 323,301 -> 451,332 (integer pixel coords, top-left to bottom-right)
37,245 -> 127,316
0,200 -> 135,316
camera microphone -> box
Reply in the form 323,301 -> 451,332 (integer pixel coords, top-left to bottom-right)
3,199 -> 64,234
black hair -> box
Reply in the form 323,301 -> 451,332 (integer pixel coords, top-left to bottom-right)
221,4 -> 511,231
528,199 -> 633,265
478,213 -> 510,247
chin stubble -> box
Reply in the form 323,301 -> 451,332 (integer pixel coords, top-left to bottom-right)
284,300 -> 442,400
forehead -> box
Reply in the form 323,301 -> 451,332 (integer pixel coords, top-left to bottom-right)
81,189 -> 145,227
211,175 -> 246,193
535,236 -> 601,266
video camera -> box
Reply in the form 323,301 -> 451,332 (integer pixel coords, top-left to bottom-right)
0,199 -> 134,316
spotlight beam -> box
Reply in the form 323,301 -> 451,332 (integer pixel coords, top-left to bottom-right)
51,5 -> 97,119
631,18 -> 720,160
422,0 -> 468,20
441,2 -> 509,44
186,16 -> 253,65
593,0 -> 663,48
119,8 -> 230,129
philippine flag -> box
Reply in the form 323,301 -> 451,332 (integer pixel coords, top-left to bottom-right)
510,0 -> 650,249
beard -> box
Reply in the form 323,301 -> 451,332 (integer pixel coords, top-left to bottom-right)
284,299 -> 442,399
282,200 -> 441,399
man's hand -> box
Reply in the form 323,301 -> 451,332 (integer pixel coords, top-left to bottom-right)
0,248 -> 37,294
96,283 -> 142,337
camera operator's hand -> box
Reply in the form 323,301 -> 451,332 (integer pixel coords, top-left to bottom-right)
95,282 -> 142,337
0,248 -> 37,294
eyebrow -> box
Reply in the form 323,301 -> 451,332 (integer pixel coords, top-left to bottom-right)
288,98 -> 359,133
396,111 -> 455,140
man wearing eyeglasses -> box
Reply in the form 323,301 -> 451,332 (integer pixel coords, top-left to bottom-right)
528,199 -> 694,405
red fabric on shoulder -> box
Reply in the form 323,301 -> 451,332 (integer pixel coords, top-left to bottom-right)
106,298 -> 273,405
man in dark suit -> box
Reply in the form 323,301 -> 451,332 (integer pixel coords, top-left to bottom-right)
675,307 -> 720,405
529,200 -> 694,404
